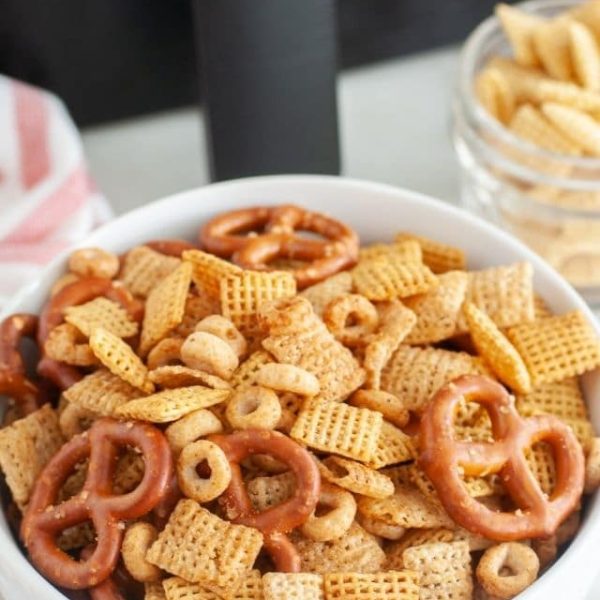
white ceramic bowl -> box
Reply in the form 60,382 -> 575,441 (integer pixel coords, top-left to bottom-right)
1,175 -> 599,599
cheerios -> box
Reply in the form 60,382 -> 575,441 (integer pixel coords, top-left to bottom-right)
165,409 -> 224,454
225,385 -> 282,430
323,293 -> 379,346
181,331 -> 239,380
194,315 -> 247,358
146,337 -> 183,370
256,363 -> 320,397
121,522 -> 162,582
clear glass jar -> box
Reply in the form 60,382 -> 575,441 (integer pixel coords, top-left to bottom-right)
453,0 -> 600,307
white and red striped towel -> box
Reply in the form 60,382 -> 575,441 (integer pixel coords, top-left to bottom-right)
0,76 -> 111,308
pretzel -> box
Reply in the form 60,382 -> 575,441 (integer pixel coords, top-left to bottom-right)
37,278 -> 143,390
145,239 -> 197,257
419,374 -> 585,541
209,429 -> 320,571
80,546 -> 127,600
0,314 -> 44,416
21,418 -> 173,590
199,205 -> 359,288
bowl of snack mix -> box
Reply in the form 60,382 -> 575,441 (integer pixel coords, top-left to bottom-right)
0,174 -> 599,600
454,0 -> 600,307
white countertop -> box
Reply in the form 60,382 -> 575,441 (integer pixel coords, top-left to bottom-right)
78,45 -> 596,599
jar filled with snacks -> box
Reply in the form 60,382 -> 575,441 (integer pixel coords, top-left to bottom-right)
454,0 -> 600,306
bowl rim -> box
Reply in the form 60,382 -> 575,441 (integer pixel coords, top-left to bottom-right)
1,174 -> 598,599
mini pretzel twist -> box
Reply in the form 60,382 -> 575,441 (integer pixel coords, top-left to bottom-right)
419,374 -> 585,541
21,418 -> 173,590
199,205 -> 359,288
0,313 -> 45,416
37,278 -> 143,390
144,239 -> 197,257
209,429 -> 320,571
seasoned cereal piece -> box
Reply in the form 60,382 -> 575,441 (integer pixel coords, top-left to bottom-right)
146,499 -> 263,589
63,368 -> 141,416
300,271 -> 354,317
367,421 -> 416,469
385,529 -> 457,570
570,20 -> 600,91
89,327 -> 154,393
525,443 -> 556,496
232,570 -> 264,600
405,271 -> 469,345
149,365 -> 231,390
140,261 -> 193,356
0,405 -> 63,510
115,386 -> 229,423
402,541 -> 473,600
121,246 -> 181,298
247,471 -> 296,511
230,350 -> 275,390
183,249 -> 243,298
294,523 -> 386,574
475,67 -> 515,124
395,233 -> 466,274
358,239 -> 422,264
162,577 -> 223,600
290,400 -> 382,463
323,571 -> 420,600
69,247 -> 120,279
516,377 -> 587,420
349,390 -> 409,428
542,102 -> 600,157
65,297 -> 138,339
263,573 -> 323,600
318,456 -> 394,499
174,293 -> 221,338
144,582 -> 167,600
507,310 -> 600,386
45,323 -> 98,366
496,3 -> 541,68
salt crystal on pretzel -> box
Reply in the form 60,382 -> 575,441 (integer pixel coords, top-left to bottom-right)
366,421 -> 416,469
323,571 -> 420,600
405,271 -> 469,345
300,271 -> 353,317
465,302 -> 532,394
380,345 -> 490,414
293,522 -> 386,574
146,499 -> 263,589
395,233 -> 466,274
262,297 -> 365,403
352,256 -> 438,301
89,327 -> 154,393
507,310 -> 600,386
115,386 -> 229,423
65,297 -> 138,338
140,262 -> 193,356
0,405 -> 63,511
183,248 -> 243,298
455,262 -> 535,333
402,541 -> 473,600
149,365 -> 232,390
291,400 -> 382,463
63,368 -> 141,416
121,245 -> 181,298
357,482 -> 454,530
263,572 -> 324,600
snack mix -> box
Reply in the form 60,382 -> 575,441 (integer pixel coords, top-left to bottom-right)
475,0 -> 600,289
0,203 -> 599,600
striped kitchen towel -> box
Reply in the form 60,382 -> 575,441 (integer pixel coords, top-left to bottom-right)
0,76 -> 111,308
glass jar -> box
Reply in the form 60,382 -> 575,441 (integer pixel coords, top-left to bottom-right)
453,0 -> 600,307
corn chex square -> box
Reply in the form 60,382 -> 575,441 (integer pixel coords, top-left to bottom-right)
63,368 -> 141,416
89,327 -> 154,393
395,233 -> 466,274
405,271 -> 469,345
525,443 -> 556,496
147,499 -> 263,589
162,577 -> 222,599
247,471 -> 296,512
352,256 -> 438,301
262,573 -> 323,600
516,377 -> 588,420
183,249 -> 243,298
380,346 -> 490,414
220,270 -> 297,336
231,570 -> 264,600
367,422 -> 416,469
507,310 -> 600,386
318,456 -> 394,499
402,541 -> 473,600
115,386 -> 229,423
290,400 -> 382,463
358,239 -> 423,264
300,271 -> 353,317
230,350 -> 275,390
64,297 -> 138,339
174,293 -> 221,338
456,262 -> 535,332
121,245 -> 182,298
323,571 -> 420,600
140,261 -> 193,356
0,405 -> 63,510
293,523 -> 386,574
385,529 -> 457,570
149,365 -> 231,390
144,582 -> 167,600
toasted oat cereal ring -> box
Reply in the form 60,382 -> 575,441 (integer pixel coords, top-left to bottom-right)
194,315 -> 247,358
69,248 -> 120,280
476,542 -> 539,599
357,515 -> 405,540
121,522 -> 162,583
45,323 -> 99,367
226,385 -> 282,430
146,338 -> 183,370
256,363 -> 320,397
200,205 -> 359,288
585,437 -> 600,493
349,389 -> 409,428
165,408 -> 224,454
300,482 -> 357,542
38,277 -> 143,390
0,313 -> 44,415
145,239 -> 196,257
323,293 -> 379,347
59,402 -> 96,439
181,331 -> 239,380
177,439 -> 232,503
